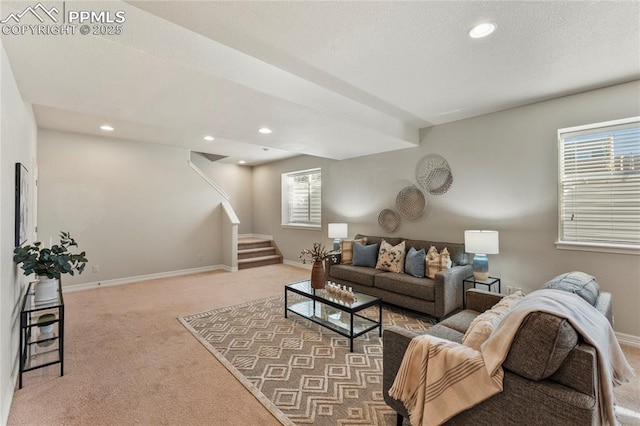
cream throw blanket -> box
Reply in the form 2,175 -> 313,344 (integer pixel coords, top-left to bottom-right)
388,335 -> 504,426
389,289 -> 634,426
483,289 -> 634,426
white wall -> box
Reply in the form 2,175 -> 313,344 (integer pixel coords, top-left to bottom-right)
253,81 -> 640,337
37,130 -> 226,287
190,152 -> 253,234
0,45 -> 38,425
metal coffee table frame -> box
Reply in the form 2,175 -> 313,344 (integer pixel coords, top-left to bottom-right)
284,281 -> 382,352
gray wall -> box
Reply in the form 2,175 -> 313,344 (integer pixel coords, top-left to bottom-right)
37,130 -> 225,286
190,152 -> 253,234
0,46 -> 38,424
253,81 -> 640,337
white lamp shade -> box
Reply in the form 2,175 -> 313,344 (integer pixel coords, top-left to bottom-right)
464,230 -> 499,254
328,223 -> 348,239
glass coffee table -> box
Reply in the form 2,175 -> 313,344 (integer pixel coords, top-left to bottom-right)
284,281 -> 382,352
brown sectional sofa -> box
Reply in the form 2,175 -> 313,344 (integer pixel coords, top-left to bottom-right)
383,288 -> 614,425
328,234 -> 473,320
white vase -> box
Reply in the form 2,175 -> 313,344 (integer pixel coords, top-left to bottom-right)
35,276 -> 58,302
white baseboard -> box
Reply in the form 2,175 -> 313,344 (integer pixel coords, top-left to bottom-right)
1,371 -> 17,426
616,332 -> 640,348
63,265 -> 227,293
283,259 -> 311,270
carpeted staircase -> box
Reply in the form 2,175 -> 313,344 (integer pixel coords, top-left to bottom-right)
237,238 -> 282,269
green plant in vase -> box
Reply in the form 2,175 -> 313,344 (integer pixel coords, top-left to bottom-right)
13,231 -> 87,301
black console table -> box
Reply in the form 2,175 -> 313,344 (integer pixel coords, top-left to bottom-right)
19,280 -> 64,388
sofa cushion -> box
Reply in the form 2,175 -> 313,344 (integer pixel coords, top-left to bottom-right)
374,272 -> 435,301
439,310 -> 480,334
329,264 -> 382,287
503,312 -> 579,380
426,324 -> 465,344
405,247 -> 426,278
340,238 -> 367,265
376,240 -> 406,273
543,271 -> 600,306
352,243 -> 379,268
462,291 -> 524,351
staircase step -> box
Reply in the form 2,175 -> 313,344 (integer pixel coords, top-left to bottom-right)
238,254 -> 282,269
238,238 -> 272,250
238,247 -> 276,260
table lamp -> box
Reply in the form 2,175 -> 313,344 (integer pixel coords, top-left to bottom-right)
464,230 -> 499,281
328,223 -> 348,250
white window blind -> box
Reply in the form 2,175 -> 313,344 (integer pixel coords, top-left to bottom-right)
282,168 -> 321,227
558,117 -> 640,250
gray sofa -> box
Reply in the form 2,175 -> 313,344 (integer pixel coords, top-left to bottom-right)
383,288 -> 614,425
328,235 -> 472,320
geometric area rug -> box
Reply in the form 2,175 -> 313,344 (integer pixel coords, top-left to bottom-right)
178,294 -> 433,426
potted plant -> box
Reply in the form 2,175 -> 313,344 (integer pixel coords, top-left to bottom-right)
13,231 -> 87,301
299,243 -> 339,289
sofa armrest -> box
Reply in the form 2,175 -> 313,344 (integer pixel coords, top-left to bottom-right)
325,254 -> 341,274
466,288 -> 505,312
550,343 -> 597,396
382,326 -> 419,417
595,291 -> 613,326
433,264 -> 473,318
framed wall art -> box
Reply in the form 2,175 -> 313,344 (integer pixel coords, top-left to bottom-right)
15,163 -> 29,247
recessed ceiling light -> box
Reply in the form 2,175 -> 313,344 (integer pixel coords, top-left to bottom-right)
204,135 -> 215,141
258,127 -> 272,134
100,125 -> 114,131
238,160 -> 246,165
469,22 -> 496,39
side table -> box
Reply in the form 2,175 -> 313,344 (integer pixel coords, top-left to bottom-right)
462,276 -> 501,308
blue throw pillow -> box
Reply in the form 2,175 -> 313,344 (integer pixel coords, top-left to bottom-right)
544,271 -> 600,306
352,243 -> 379,268
405,247 -> 426,278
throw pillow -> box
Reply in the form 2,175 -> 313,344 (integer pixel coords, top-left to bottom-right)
404,247 -> 426,278
425,246 -> 453,279
340,238 -> 367,264
352,242 -> 379,268
462,291 -> 525,351
543,271 -> 600,306
376,240 -> 406,273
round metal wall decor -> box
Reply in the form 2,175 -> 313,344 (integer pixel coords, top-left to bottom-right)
396,185 -> 426,221
378,208 -> 400,232
416,154 -> 453,195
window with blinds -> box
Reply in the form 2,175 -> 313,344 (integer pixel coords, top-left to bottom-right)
558,117 -> 640,252
281,168 -> 321,228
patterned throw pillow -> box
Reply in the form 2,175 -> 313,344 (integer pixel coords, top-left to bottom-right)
376,240 -> 406,273
405,247 -> 426,277
340,238 -> 367,265
462,291 -> 525,351
425,246 -> 452,279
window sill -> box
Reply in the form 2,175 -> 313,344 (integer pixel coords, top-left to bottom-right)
555,241 -> 640,256
281,224 -> 321,231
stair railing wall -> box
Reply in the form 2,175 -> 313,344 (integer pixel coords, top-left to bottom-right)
188,158 -> 240,272
221,200 -> 240,271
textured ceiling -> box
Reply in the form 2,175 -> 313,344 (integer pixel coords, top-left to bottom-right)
2,1 -> 639,165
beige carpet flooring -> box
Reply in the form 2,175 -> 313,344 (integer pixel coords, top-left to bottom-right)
8,264 -> 640,425
9,264 -> 308,425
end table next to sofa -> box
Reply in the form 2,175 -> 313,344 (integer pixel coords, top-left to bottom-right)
462,276 -> 501,307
